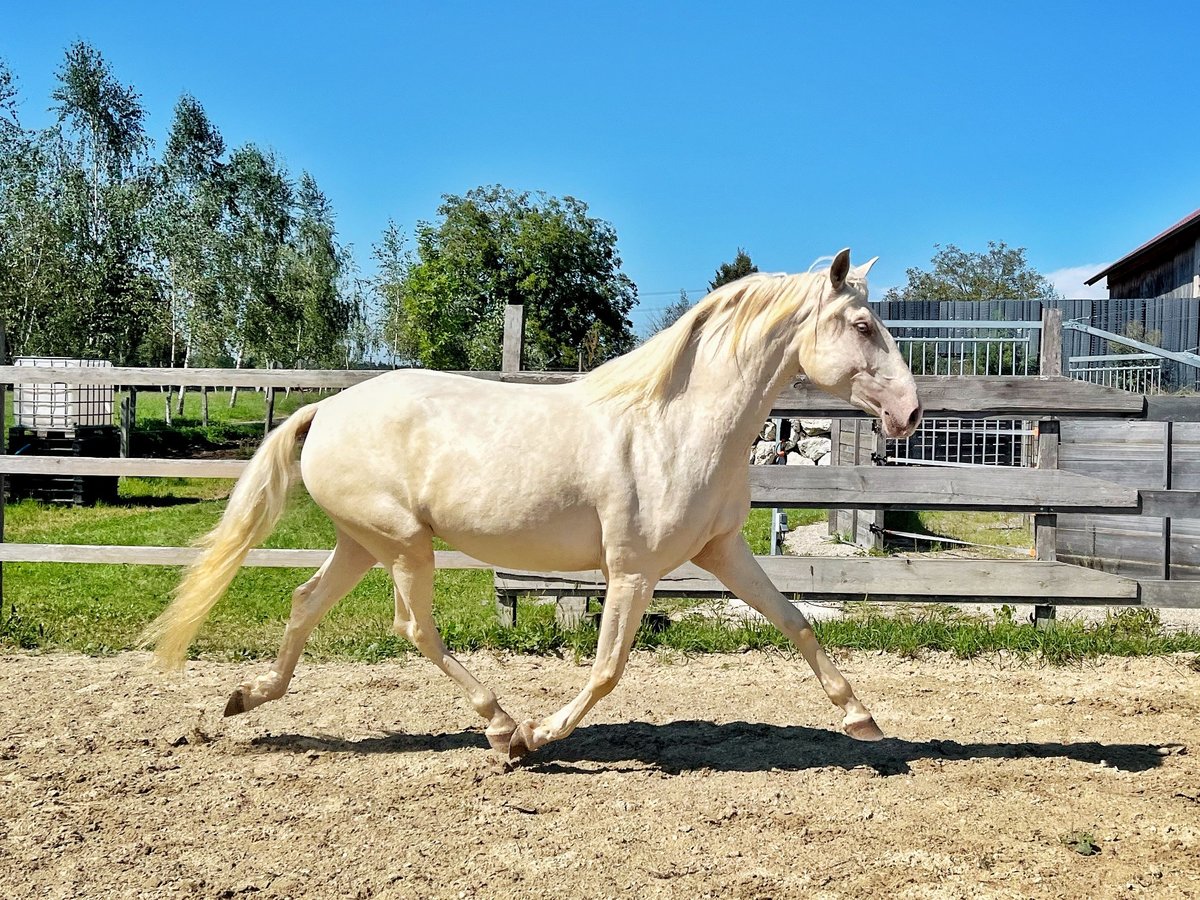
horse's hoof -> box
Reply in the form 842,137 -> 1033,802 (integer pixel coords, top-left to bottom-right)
844,715 -> 885,742
485,726 -> 515,754
507,722 -> 537,760
223,689 -> 247,717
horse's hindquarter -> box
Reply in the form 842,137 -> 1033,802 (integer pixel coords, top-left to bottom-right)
299,372 -> 607,571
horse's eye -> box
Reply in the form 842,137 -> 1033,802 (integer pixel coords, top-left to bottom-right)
854,321 -> 872,335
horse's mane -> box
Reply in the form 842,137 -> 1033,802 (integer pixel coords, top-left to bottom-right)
581,268 -> 862,409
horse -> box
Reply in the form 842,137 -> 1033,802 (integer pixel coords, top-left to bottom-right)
141,248 -> 921,759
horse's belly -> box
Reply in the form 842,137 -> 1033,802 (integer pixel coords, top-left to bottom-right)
436,518 -> 604,572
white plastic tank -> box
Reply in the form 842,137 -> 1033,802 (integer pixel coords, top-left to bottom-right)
13,357 -> 114,430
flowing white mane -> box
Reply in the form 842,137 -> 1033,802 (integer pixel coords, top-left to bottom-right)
581,269 -> 863,408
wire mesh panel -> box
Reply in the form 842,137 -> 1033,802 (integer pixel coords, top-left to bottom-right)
1067,354 -> 1164,394
882,320 -> 1040,468
13,358 -> 114,430
886,417 -> 1034,468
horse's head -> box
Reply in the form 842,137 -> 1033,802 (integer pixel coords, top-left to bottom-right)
796,249 -> 921,439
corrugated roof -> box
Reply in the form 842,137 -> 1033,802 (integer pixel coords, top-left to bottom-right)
1086,207 -> 1200,285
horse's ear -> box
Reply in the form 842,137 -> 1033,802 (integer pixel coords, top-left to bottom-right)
855,256 -> 880,278
830,248 -> 851,291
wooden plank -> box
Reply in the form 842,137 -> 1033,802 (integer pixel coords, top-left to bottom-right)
495,557 -> 1139,603
502,302 -> 526,374
1035,420 -> 1060,569
1039,308 -> 1063,377
0,365 -> 382,389
0,455 -> 1184,518
0,367 -> 1154,419
0,544 -> 489,569
773,376 -> 1145,419
1145,396 -> 1200,423
0,456 -> 250,478
1136,580 -> 1200,608
747,465 -> 1139,513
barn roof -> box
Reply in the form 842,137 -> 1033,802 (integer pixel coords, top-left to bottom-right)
1086,207 -> 1200,285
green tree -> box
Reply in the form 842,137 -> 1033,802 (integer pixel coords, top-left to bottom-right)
882,242 -> 1058,303
45,41 -> 157,363
150,94 -> 229,371
283,172 -> 354,367
372,219 -> 417,365
388,185 -> 637,370
884,242 -> 1059,375
709,247 -> 758,291
220,144 -> 294,373
0,59 -> 68,356
646,289 -> 693,336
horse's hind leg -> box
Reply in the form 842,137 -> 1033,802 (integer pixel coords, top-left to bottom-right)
387,545 -> 518,752
225,532 -> 375,716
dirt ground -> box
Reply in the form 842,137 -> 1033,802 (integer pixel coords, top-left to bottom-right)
1,651 -> 1197,900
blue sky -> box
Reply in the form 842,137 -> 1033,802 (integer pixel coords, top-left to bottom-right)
4,1 -> 1199,332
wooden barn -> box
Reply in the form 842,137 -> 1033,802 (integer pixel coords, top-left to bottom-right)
1086,208 -> 1200,299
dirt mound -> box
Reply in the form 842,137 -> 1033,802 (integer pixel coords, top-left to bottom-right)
1,651 -> 1197,898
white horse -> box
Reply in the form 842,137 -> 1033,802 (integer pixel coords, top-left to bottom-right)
142,248 -> 920,759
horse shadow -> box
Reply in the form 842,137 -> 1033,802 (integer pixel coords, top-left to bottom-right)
250,719 -> 1171,776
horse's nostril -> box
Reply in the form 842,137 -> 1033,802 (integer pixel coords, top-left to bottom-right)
907,405 -> 922,429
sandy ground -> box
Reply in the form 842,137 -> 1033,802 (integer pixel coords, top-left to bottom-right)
0,650 -> 1197,900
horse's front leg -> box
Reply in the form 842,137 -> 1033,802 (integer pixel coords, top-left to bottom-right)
693,530 -> 885,741
508,572 -> 654,758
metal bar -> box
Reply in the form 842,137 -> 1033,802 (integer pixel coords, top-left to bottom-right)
884,320 -> 1043,329
1063,320 -> 1200,369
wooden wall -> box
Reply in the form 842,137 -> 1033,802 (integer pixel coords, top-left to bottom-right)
1056,420 -> 1200,579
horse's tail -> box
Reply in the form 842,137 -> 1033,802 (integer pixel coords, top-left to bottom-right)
140,402 -> 323,671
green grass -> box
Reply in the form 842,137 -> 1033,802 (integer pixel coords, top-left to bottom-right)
885,509 -> 1034,556
1,461 -> 1198,665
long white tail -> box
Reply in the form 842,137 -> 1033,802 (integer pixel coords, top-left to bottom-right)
140,403 -> 322,670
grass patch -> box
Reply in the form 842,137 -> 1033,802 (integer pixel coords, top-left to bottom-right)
885,510 -> 1033,556
2,452 -> 1197,665
1060,831 -> 1101,856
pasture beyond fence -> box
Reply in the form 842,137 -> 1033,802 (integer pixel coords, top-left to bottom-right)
0,302 -> 1198,628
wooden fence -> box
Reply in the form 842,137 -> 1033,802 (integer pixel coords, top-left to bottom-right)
1,315 -> 1198,622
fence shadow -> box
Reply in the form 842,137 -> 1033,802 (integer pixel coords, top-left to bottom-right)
248,719 -> 1169,776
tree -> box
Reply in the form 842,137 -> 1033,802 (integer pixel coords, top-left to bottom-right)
0,58 -> 65,357
43,42 -> 157,364
371,219 -> 417,365
709,247 -> 758,291
283,172 -> 354,367
150,94 -> 228,371
387,186 -> 637,371
220,144 -> 294,372
646,289 -> 693,337
881,242 -> 1058,304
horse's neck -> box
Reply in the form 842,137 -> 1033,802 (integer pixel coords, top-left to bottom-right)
662,331 -> 797,463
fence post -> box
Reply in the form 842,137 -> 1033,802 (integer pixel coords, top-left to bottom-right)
1163,421 -> 1174,580
1034,418 -> 1060,628
502,302 -> 526,374
1040,307 -> 1063,377
120,391 -> 134,458
827,419 -> 842,536
265,363 -> 276,436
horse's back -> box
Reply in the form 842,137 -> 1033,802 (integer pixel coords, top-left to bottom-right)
297,370 -> 610,569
